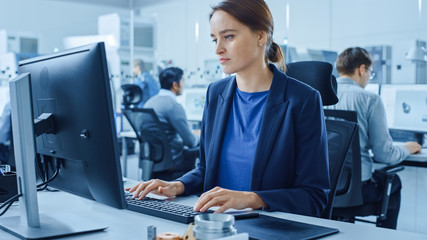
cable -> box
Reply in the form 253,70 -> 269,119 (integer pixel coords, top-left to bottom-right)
0,156 -> 61,216
0,201 -> 16,216
36,157 -> 60,190
36,168 -> 59,190
0,193 -> 21,216
0,168 -> 58,216
35,155 -> 47,182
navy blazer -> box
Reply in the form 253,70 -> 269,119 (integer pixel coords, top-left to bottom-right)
177,64 -> 330,217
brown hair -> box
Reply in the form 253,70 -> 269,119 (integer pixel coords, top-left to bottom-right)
134,59 -> 146,72
210,0 -> 286,71
336,47 -> 373,75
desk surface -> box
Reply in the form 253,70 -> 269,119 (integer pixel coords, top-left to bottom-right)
1,188 -> 427,240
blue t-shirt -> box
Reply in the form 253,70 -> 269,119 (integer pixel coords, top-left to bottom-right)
217,87 -> 269,191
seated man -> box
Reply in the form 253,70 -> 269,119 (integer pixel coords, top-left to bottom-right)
329,47 -> 421,229
143,67 -> 199,180
0,102 -> 12,166
133,59 -> 160,108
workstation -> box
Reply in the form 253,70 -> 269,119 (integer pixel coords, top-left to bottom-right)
1,0 -> 427,239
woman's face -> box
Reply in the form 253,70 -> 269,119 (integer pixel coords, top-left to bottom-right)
210,10 -> 265,75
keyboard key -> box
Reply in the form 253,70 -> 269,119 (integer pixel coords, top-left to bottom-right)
125,192 -> 212,224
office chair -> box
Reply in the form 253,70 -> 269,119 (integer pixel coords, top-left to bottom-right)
322,119 -> 357,219
286,61 -> 338,106
286,61 -> 355,219
122,108 -> 198,181
325,109 -> 404,227
121,84 -> 143,109
287,61 -> 404,225
324,110 -> 364,209
122,108 -> 171,181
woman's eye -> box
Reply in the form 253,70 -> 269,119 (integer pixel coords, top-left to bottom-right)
225,35 -> 233,40
212,39 -> 217,44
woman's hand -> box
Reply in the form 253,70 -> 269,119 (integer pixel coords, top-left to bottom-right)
194,187 -> 266,213
125,179 -> 185,200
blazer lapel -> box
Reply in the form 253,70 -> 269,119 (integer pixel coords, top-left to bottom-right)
251,66 -> 290,190
205,78 -> 236,189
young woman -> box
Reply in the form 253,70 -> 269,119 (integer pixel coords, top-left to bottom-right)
128,0 -> 330,217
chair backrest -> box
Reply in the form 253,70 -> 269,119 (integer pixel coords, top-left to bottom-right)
121,84 -> 143,109
286,61 -> 358,217
122,108 -> 172,166
286,61 -> 338,106
322,119 -> 357,219
324,109 -> 364,208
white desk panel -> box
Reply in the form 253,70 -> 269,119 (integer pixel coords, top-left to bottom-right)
1,189 -> 427,240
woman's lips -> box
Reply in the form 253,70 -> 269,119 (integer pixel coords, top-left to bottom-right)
219,57 -> 230,64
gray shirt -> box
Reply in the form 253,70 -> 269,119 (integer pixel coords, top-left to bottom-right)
327,77 -> 409,181
144,89 -> 198,171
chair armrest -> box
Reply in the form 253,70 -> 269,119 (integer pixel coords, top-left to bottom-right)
184,146 -> 200,154
374,164 -> 404,222
374,165 -> 404,175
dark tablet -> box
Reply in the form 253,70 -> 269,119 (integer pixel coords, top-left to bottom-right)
235,214 -> 339,240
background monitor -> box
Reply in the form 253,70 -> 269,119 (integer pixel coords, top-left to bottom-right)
380,84 -> 427,132
177,88 -> 207,122
393,90 -> 427,131
18,42 -> 126,209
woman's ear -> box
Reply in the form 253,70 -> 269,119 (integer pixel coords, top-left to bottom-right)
258,31 -> 268,46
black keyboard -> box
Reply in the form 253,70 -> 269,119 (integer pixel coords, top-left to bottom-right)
125,192 -> 212,224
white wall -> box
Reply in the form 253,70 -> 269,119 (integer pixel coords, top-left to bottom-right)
136,0 -> 220,86
2,0 -> 426,84
135,0 -> 427,84
328,0 -> 427,83
0,0 -> 128,54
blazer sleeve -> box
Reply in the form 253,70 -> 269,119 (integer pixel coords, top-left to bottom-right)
254,91 -> 330,217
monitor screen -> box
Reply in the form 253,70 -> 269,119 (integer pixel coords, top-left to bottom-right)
18,42 -> 126,209
177,88 -> 207,122
380,84 -> 427,131
393,89 -> 427,131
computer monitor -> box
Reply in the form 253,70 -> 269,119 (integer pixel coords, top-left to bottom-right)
380,84 -> 427,132
0,42 -> 126,239
393,89 -> 427,132
177,88 -> 207,122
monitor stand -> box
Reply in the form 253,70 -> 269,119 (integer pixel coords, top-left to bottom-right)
0,214 -> 107,240
0,73 -> 107,239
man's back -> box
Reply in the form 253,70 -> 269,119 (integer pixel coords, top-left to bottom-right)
144,91 -> 197,172
328,77 -> 409,181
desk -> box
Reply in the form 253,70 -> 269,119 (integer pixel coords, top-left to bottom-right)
1,188 -> 427,240
402,149 -> 427,167
394,141 -> 427,167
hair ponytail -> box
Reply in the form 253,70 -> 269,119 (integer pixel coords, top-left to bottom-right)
267,42 -> 285,72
